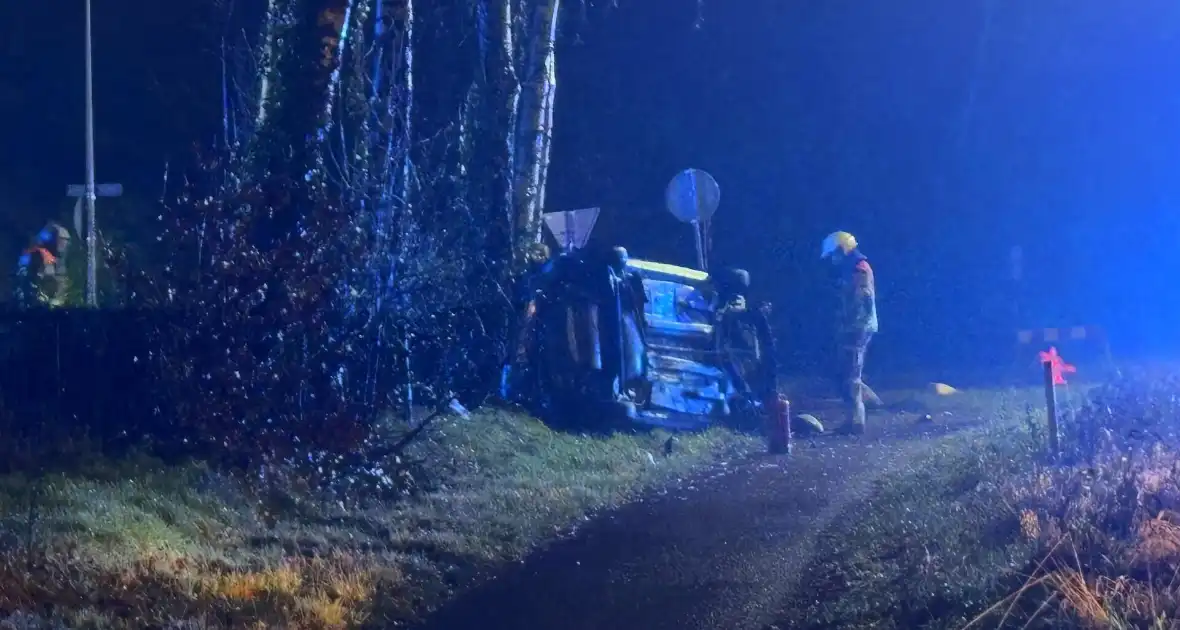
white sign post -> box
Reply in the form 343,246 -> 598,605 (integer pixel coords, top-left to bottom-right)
67,182 -> 122,306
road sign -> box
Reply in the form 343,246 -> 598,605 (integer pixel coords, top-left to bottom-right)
542,207 -> 600,251
665,169 -> 720,271
66,182 -> 122,307
67,183 -> 122,197
665,169 -> 720,224
69,183 -> 122,234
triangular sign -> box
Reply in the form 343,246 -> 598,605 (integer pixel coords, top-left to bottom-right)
542,207 -> 600,251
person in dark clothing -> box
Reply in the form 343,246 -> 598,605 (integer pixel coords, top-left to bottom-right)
606,246 -> 649,398
501,241 -> 554,403
820,231 -> 879,435
713,268 -> 777,406
15,222 -> 71,308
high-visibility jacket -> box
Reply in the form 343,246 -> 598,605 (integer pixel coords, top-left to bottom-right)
16,246 -> 67,307
836,250 -> 878,337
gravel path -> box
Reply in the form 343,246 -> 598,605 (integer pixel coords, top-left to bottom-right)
408,411 -> 980,630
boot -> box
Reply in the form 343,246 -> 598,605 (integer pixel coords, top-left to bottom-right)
861,382 -> 883,407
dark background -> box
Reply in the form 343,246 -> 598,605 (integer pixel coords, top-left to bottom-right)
4,0 -> 1179,377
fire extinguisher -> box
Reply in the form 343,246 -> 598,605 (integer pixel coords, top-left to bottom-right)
765,394 -> 792,455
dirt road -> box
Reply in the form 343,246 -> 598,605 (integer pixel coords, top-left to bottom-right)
407,410 -> 982,630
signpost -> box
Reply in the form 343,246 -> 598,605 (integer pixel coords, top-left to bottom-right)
81,0 -> 100,307
664,169 -> 721,271
67,182 -> 122,306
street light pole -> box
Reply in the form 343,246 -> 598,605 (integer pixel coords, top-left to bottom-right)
84,0 -> 98,307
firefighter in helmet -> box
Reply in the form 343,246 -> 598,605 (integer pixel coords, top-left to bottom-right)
713,269 -> 775,401
820,230 -> 878,435
16,222 -> 72,308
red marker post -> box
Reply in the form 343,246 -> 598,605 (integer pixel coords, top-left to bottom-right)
1038,346 -> 1074,459
1038,346 -> 1076,386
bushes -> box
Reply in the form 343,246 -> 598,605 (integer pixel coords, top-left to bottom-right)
2,0 -> 523,496
0,145 -> 509,501
996,375 -> 1180,628
769,378 -> 1180,629
1049,372 -> 1180,465
137,162 -> 507,491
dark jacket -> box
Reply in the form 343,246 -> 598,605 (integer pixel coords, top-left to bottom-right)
836,250 -> 878,337
715,295 -> 778,398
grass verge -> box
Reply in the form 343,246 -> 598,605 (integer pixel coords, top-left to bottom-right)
772,380 -> 1180,630
0,407 -> 758,629
770,387 -> 1055,630
772,423 -> 1039,629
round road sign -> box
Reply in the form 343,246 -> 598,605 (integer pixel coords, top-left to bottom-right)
665,168 -> 720,224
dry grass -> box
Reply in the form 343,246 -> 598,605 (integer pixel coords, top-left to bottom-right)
989,372 -> 1180,629
773,376 -> 1180,630
0,407 -> 757,628
992,445 -> 1180,630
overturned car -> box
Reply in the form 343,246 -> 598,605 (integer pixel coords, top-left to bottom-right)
503,244 -> 778,431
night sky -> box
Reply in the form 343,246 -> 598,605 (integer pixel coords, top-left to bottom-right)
4,0 -> 1180,373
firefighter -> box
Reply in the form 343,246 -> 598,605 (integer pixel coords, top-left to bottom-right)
820,230 -> 878,435
15,222 -> 72,308
607,246 -> 649,398
713,269 -> 778,407
501,241 -> 553,403
713,269 -> 757,396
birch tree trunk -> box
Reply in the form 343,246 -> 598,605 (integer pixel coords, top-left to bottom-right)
397,0 -> 414,210
249,0 -> 354,185
477,0 -> 521,280
253,0 -> 283,133
534,46 -> 556,217
337,0 -> 373,195
376,0 -> 413,304
316,0 -> 355,144
513,0 -> 561,259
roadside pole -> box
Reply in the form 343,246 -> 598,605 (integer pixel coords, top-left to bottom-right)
83,0 -> 97,306
67,182 -> 122,306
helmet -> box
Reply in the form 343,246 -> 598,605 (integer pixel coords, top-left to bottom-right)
820,231 -> 857,259
38,222 -> 69,244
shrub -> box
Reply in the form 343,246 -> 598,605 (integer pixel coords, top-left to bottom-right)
996,374 -> 1180,628
0,144 -> 507,499
130,148 -> 509,496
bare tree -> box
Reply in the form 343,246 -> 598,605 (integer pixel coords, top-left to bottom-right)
513,0 -> 561,259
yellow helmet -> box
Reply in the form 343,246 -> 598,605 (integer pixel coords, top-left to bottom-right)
820,231 -> 857,259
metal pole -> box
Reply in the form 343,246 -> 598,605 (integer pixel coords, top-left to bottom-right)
692,221 -> 706,271
84,0 -> 98,307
